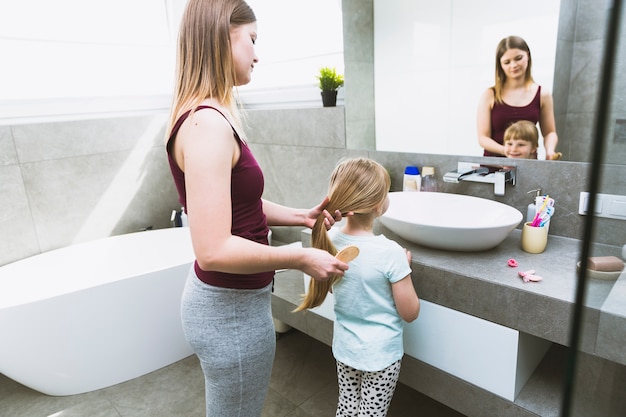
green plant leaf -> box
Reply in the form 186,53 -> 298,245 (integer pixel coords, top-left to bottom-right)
316,66 -> 344,91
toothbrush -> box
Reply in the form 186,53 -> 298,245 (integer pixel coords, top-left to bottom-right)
531,195 -> 550,227
538,206 -> 555,227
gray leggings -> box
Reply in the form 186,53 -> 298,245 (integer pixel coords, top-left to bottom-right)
180,269 -> 275,417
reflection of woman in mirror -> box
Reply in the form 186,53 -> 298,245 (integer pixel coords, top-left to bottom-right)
504,120 -> 538,159
477,36 -> 559,159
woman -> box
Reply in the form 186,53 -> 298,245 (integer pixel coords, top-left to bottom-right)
477,35 -> 559,159
165,1 -> 349,416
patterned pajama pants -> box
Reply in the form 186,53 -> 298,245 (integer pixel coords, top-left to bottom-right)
335,359 -> 402,417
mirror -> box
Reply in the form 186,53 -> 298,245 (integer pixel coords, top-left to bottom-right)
344,0 -> 626,164
373,0 -> 560,159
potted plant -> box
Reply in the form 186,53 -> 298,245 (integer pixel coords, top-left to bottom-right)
316,66 -> 344,107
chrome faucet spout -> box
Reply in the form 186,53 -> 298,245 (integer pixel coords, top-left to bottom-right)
443,162 -> 516,196
443,167 -> 489,183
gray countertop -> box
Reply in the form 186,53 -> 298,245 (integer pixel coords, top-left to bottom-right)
373,224 -> 626,365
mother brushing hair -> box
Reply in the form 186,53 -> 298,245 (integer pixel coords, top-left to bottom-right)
476,35 -> 559,160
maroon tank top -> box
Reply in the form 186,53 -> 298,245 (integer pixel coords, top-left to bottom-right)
166,106 -> 274,289
487,86 -> 541,157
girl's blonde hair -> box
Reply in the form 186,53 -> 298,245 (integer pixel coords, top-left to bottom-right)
166,0 -> 255,138
493,36 -> 534,104
294,158 -> 391,312
504,120 -> 539,148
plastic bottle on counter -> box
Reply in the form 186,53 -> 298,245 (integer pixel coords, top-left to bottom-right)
526,189 -> 542,222
421,166 -> 438,192
403,166 -> 421,191
180,207 -> 189,227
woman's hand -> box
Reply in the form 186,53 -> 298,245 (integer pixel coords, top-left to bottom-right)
300,247 -> 349,281
304,196 -> 351,230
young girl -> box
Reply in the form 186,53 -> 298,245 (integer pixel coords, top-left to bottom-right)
295,157 -> 420,417
503,120 -> 539,159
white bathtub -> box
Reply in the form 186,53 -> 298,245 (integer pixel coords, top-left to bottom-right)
0,228 -> 195,396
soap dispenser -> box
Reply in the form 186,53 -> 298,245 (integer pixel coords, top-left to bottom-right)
526,189 -> 542,222
180,206 -> 189,227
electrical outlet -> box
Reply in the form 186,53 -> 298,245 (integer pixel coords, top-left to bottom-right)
579,192 -> 626,220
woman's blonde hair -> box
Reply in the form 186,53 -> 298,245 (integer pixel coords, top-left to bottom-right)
504,120 -> 539,148
493,36 -> 534,104
166,0 -> 255,138
294,158 -> 391,312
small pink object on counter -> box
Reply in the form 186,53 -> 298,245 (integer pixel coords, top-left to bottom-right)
518,269 -> 543,283
507,258 -> 518,267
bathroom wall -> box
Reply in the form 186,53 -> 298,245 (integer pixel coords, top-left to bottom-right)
555,0 -> 626,164
0,114 -> 180,266
2,107 -> 624,268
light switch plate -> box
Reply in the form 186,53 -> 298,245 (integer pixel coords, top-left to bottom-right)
579,192 -> 626,220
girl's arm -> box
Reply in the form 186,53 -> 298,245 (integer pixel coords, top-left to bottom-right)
176,109 -> 347,280
539,89 -> 559,159
477,89 -> 505,156
391,249 -> 420,322
392,275 -> 420,323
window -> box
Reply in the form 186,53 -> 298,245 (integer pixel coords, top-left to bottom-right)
0,0 -> 185,124
229,0 -> 345,109
0,0 -> 343,124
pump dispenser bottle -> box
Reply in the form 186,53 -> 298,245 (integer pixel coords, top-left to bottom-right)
526,189 -> 542,222
403,166 -> 421,191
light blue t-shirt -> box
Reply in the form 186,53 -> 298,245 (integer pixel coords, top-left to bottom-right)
331,231 -> 412,372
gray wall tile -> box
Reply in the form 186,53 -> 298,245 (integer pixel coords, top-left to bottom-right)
0,127 -> 17,166
0,165 -> 39,264
12,114 -> 168,163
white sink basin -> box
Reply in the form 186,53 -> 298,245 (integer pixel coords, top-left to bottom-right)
379,192 -> 523,251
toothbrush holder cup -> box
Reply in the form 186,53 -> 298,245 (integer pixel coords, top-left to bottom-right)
521,222 -> 548,254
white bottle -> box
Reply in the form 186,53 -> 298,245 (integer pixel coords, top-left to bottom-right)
526,189 -> 542,222
403,166 -> 421,191
421,166 -> 437,192
180,207 -> 189,227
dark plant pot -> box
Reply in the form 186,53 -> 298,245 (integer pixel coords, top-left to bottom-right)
321,90 -> 338,107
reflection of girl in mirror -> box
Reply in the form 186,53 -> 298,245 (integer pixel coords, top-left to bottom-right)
477,35 -> 559,160
294,157 -> 420,417
504,120 -> 538,159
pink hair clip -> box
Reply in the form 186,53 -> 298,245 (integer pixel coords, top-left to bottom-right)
518,269 -> 543,283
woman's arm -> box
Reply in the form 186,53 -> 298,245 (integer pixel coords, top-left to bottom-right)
263,197 -> 342,229
477,89 -> 505,156
176,109 -> 348,280
539,89 -> 559,159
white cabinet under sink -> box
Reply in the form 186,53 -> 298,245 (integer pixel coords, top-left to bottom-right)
403,300 -> 551,401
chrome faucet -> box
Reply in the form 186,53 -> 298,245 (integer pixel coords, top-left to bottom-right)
443,166 -> 489,182
443,162 -> 516,196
